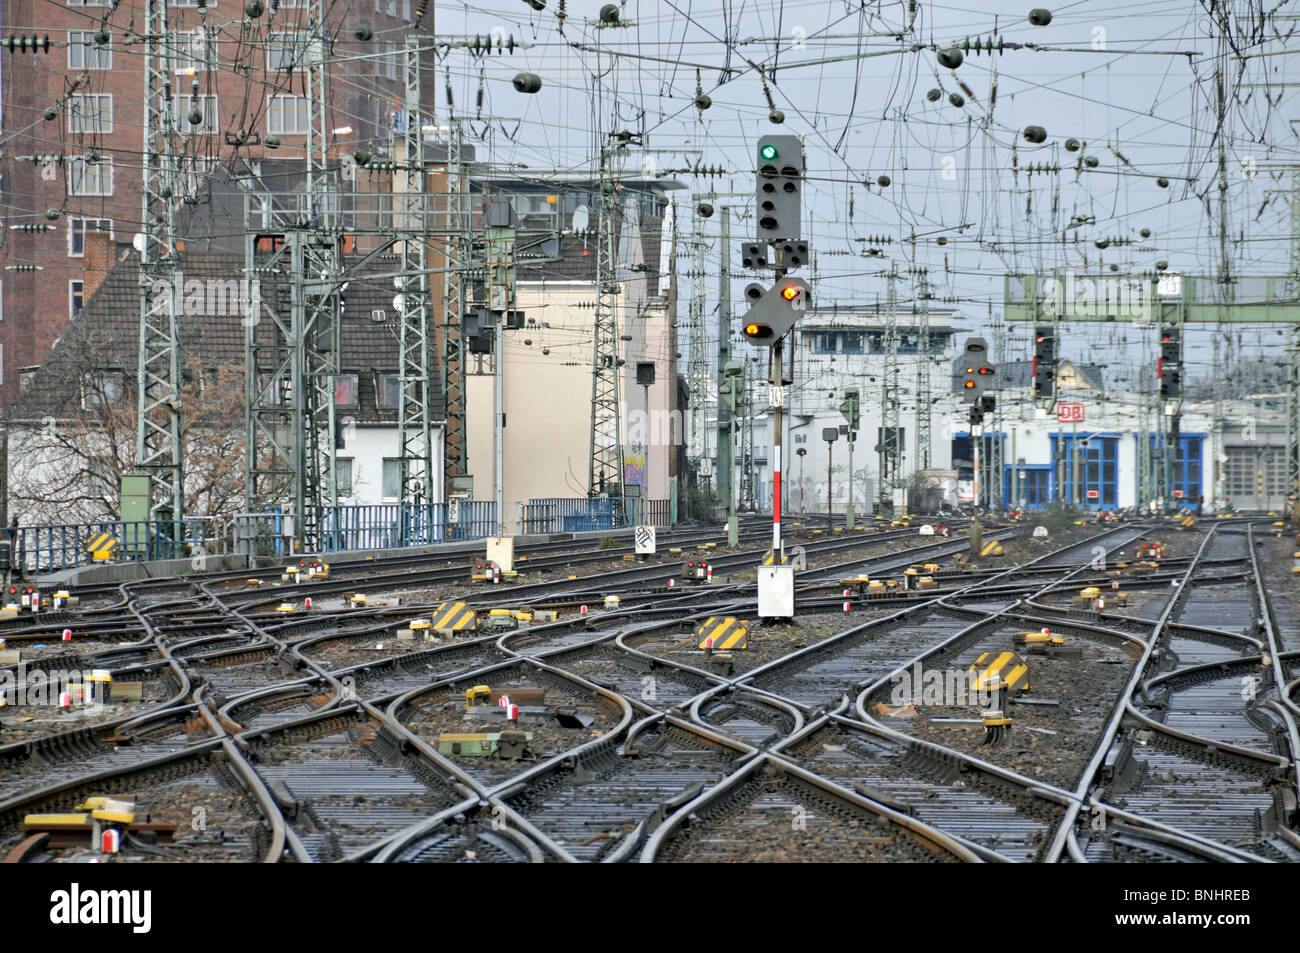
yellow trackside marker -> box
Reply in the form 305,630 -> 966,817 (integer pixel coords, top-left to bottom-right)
23,814 -> 91,827
696,616 -> 749,651
85,532 -> 118,562
969,651 -> 1030,693
431,600 -> 477,633
762,549 -> 789,566
979,540 -> 1004,557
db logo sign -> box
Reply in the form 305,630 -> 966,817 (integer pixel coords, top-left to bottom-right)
1057,403 -> 1085,423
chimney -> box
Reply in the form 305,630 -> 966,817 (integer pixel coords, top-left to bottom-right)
83,229 -> 116,300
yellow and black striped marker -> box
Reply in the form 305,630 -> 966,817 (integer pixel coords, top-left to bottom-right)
696,616 -> 749,650
969,651 -> 1029,693
85,532 -> 117,562
431,600 -> 477,634
1180,515 -> 1196,528
979,540 -> 1004,557
762,549 -> 789,566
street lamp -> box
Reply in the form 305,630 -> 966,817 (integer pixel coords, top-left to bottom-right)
823,427 -> 839,532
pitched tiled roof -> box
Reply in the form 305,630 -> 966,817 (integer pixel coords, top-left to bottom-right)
17,249 -> 439,423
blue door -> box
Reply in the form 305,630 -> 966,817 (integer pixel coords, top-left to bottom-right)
1147,434 -> 1204,504
1004,466 -> 1051,509
1052,435 -> 1118,508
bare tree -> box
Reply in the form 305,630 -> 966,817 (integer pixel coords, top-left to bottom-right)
10,330 -> 246,526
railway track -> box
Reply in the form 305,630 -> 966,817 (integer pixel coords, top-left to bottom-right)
5,515 -> 1296,863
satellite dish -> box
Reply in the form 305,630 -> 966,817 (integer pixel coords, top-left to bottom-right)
132,233 -> 146,253
572,205 -> 590,233
392,294 -> 405,313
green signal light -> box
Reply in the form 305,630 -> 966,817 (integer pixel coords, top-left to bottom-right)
759,143 -> 778,161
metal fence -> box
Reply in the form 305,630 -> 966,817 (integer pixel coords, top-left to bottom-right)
4,519 -> 216,574
520,497 -> 652,534
10,496 -> 674,574
234,502 -> 499,558
643,498 -> 672,527
317,502 -> 497,551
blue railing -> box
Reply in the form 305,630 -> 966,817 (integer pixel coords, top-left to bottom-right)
4,519 -> 213,574
315,502 -> 497,552
10,496 -> 672,575
521,497 -> 645,534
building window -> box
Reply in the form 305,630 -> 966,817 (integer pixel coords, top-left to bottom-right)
810,332 -> 837,354
82,371 -> 124,409
268,31 -> 323,69
67,95 -> 113,134
386,0 -> 397,16
67,0 -> 111,6
378,373 -> 400,409
268,31 -> 302,69
267,95 -> 310,135
68,218 -> 113,257
173,94 -> 219,134
402,0 -> 412,20
386,40 -> 398,81
69,157 -> 113,196
335,457 -> 354,496
382,457 -> 400,498
69,281 -> 85,319
334,374 -> 359,407
170,28 -> 214,73
68,31 -> 111,69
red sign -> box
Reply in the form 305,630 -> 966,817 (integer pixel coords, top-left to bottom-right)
1173,490 -> 1183,498
1087,490 -> 1099,499
1057,403 -> 1085,423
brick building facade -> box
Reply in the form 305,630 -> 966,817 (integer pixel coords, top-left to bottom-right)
0,0 -> 433,405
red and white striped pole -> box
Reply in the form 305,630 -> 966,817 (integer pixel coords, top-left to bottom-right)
772,339 -> 784,557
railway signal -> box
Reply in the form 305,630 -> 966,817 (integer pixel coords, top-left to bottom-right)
719,361 -> 745,413
755,135 -> 803,243
741,277 -> 811,345
960,337 -> 996,404
1032,325 -> 1056,399
1159,325 -> 1182,399
838,387 -> 860,432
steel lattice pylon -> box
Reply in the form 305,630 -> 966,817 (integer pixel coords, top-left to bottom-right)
241,3 -> 339,551
299,5 -> 340,548
685,226 -> 709,467
914,270 -> 932,471
739,367 -> 755,510
1288,169 -> 1300,497
137,0 -> 185,520
440,123 -> 470,497
588,144 -> 625,497
398,38 -> 435,528
879,266 -> 900,510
